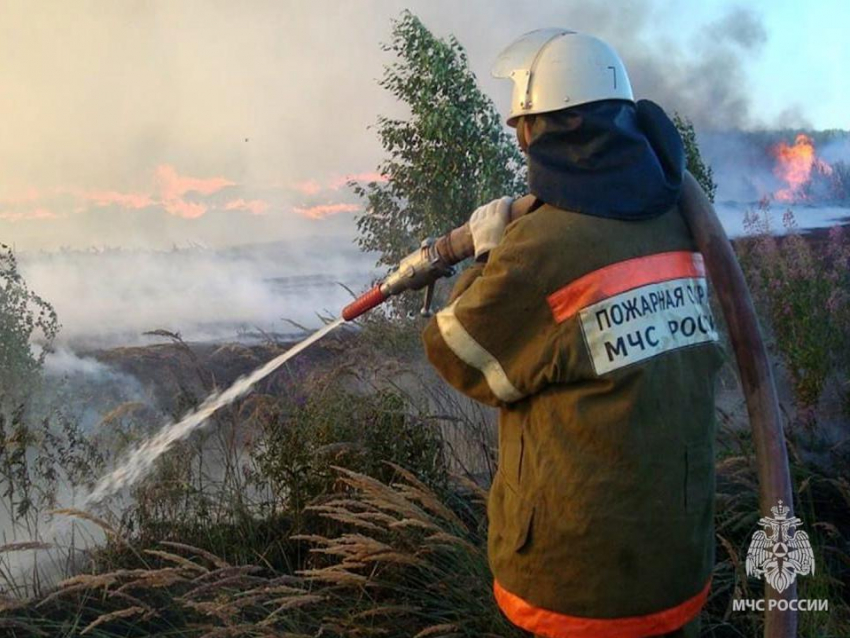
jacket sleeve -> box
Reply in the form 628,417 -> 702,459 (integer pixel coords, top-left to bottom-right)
422,223 -> 565,407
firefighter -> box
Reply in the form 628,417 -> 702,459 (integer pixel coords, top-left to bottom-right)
422,30 -> 723,638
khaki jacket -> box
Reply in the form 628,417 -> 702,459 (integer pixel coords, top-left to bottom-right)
422,202 -> 724,638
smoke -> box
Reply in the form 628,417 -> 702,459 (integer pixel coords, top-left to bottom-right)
44,348 -> 132,378
2,0 -> 839,347
698,131 -> 778,202
615,8 -> 765,129
0,501 -> 110,595
399,1 -> 776,130
0,2 -> 796,222
822,137 -> 850,165
1,0 -> 843,348
2,0 -> 835,263
708,7 -> 768,50
17,239 -> 377,349
39,348 -> 152,432
0,354 -> 148,593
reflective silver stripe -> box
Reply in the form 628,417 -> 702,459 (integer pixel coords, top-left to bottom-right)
436,301 -> 524,403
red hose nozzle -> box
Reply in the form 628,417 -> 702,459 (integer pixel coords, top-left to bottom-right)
342,285 -> 388,321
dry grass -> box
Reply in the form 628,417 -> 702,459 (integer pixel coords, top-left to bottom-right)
0,464 -> 521,637
159,541 -> 231,570
0,542 -> 52,554
0,618 -> 48,636
80,606 -> 151,635
49,509 -> 120,541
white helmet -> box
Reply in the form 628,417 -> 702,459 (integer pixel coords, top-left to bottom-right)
492,29 -> 634,127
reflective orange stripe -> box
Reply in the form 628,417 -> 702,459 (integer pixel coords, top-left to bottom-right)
494,578 -> 710,638
547,251 -> 706,324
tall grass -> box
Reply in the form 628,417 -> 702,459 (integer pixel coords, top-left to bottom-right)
705,416 -> 850,636
738,202 -> 850,418
0,465 -> 518,637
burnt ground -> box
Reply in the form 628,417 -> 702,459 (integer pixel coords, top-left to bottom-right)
84,327 -> 355,417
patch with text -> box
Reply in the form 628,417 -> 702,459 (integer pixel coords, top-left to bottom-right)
579,276 -> 718,374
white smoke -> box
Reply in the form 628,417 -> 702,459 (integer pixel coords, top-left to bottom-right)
43,348 -> 131,378
18,239 -> 377,349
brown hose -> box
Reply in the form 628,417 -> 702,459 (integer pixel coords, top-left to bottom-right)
433,194 -> 538,265
679,172 -> 796,638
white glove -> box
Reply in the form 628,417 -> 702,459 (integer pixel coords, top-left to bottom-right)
469,196 -> 513,259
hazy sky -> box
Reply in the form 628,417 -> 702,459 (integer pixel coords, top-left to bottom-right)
0,0 -> 847,250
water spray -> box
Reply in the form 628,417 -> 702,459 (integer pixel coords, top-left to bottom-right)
84,319 -> 345,506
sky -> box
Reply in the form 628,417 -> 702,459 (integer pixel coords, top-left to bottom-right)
0,0 -> 847,251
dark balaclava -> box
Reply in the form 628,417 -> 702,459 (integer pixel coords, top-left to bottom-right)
526,99 -> 685,220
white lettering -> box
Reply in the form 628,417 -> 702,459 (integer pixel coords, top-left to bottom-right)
732,598 -> 828,613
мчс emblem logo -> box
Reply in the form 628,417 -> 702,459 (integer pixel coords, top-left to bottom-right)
745,500 -> 815,593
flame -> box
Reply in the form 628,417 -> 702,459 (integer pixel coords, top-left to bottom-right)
294,173 -> 388,195
293,203 -> 359,219
0,188 -> 41,206
224,198 -> 269,215
154,164 -> 235,201
771,134 -> 833,202
293,180 -> 323,196
85,190 -> 155,209
0,207 -> 57,222
153,164 -> 235,218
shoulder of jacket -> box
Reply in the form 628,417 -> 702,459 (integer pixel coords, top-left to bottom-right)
503,202 -> 586,252
507,202 -> 569,233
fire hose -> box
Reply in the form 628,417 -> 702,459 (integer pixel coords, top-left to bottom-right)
341,194 -> 538,321
342,173 -> 797,638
